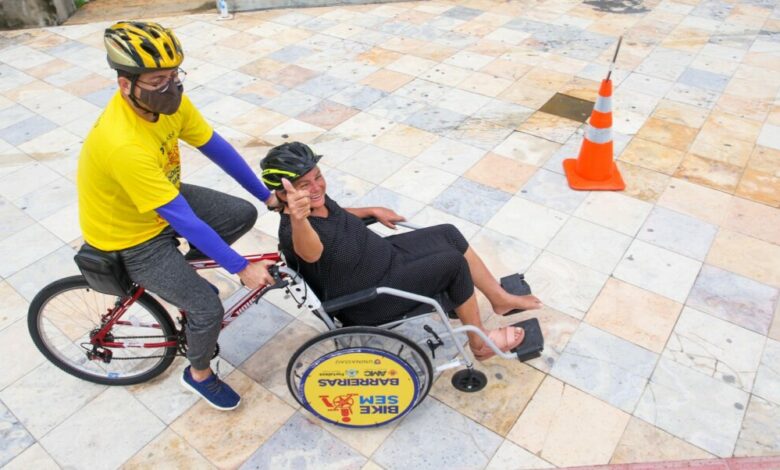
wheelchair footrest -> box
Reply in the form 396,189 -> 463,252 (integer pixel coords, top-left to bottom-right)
511,318 -> 544,362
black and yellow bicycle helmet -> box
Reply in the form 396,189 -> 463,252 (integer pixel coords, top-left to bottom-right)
104,21 -> 184,74
260,142 -> 322,190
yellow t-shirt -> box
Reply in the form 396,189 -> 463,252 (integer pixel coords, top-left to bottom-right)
77,91 -> 212,251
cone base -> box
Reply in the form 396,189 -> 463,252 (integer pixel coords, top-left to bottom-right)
563,158 -> 625,191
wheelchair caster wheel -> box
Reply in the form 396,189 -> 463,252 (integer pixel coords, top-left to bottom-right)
452,369 -> 487,393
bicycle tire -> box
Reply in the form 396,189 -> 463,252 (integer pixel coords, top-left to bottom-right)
28,275 -> 177,385
286,326 -> 434,415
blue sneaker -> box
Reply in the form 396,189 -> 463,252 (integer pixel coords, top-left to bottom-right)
180,366 -> 240,410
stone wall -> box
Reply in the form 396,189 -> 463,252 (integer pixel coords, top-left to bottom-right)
1,0 -> 76,30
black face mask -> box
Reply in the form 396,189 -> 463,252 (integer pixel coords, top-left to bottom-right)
135,77 -> 183,115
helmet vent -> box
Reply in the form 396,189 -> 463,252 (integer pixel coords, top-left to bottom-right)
163,43 -> 173,59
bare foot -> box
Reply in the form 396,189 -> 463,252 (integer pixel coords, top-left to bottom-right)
492,294 -> 543,316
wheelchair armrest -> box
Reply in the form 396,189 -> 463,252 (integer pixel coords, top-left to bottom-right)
361,216 -> 378,226
321,288 -> 378,312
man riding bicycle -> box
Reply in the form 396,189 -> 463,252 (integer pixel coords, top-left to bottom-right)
77,21 -> 275,410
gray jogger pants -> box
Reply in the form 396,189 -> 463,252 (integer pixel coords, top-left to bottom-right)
119,184 -> 258,370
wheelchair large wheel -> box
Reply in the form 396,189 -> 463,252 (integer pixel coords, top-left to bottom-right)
286,326 -> 433,427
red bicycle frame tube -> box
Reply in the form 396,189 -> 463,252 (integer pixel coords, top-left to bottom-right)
92,252 -> 283,349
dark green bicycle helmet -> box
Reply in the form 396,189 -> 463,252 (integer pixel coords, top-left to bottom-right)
260,142 -> 322,189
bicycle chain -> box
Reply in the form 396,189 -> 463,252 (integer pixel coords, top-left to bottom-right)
82,334 -> 184,360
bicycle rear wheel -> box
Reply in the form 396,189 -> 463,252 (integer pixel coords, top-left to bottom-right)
28,275 -> 177,385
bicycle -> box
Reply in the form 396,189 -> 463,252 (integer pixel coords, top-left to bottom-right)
27,249 -> 285,386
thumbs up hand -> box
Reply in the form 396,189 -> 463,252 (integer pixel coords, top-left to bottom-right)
282,178 -> 311,221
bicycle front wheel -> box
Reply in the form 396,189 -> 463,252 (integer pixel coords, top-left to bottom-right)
28,275 -> 178,385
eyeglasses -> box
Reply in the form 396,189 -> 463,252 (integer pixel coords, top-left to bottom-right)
136,68 -> 186,93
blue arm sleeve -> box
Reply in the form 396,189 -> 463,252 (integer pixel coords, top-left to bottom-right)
156,195 -> 249,274
198,132 -> 271,203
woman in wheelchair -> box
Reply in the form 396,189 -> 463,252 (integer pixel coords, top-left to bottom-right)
261,142 -> 542,361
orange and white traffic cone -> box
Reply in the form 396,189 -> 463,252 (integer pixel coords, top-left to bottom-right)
562,78 -> 625,191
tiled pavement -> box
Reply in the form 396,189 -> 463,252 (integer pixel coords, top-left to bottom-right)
1,0 -> 780,468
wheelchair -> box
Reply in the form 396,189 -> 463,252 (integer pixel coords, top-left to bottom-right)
281,218 -> 545,428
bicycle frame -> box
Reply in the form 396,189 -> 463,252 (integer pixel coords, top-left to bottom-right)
92,253 -> 282,350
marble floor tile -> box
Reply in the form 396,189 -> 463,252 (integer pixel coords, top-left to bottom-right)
415,136 -> 486,175
372,123 -> 438,158
619,72 -> 675,98
667,83 -> 720,109
485,440 -> 554,470
518,112 -> 582,144
0,318 -> 45,390
664,307 -> 765,392
619,137 -> 686,175
551,323 -> 658,413
507,376 -> 630,467
614,239 -> 702,303
610,417 -> 714,464
240,320 -> 319,408
0,196 -> 34,241
734,395 -> 780,457
337,144 -> 408,184
757,123 -> 780,151
355,186 -> 426,219
457,71 -> 513,97
360,69 -> 413,92
330,112 -> 394,143
674,153 -> 743,193
678,67 -> 731,92
297,100 -> 360,130
0,281 -> 27,332
262,90 -> 321,117
407,206 -> 481,241
124,428 -> 213,470
472,99 -> 534,129
12,177 -> 76,222
465,152 -> 537,194
419,63 -> 473,87
493,131 -> 561,167
499,80 -> 557,109
366,94 -> 428,122
468,227 -> 541,278
687,264 -> 778,335
586,277 -> 682,353
635,117 -> 698,152
706,229 -> 780,288
485,197 -> 568,249
546,217 -> 633,274
0,400 -> 34,467
653,100 -> 709,129
751,338 -> 780,406
216,297 -> 294,367
2,443 -> 59,470
431,177 -> 510,225
444,117 -> 515,151
40,387 -> 165,470
241,412 -> 366,469
382,160 -> 457,204
637,206 -> 718,261
0,223 -> 63,278
737,168 -> 780,208
432,359 -> 545,435
657,178 -> 733,226
437,87 -> 492,115
318,166 -> 374,207
403,105 -> 468,136
574,191 -> 653,236
373,398 -> 503,470
0,104 -> 35,131
518,168 -> 588,214
171,371 -> 296,468
524,251 -> 608,319
0,115 -> 58,147
635,357 -> 748,457
330,84 -> 388,111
